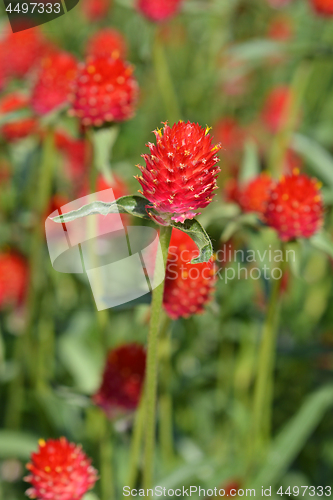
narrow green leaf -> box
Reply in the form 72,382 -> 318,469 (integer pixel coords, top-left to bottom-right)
0,109 -> 33,126
91,126 -> 119,183
221,213 -> 259,242
226,39 -> 285,63
0,431 -> 38,459
309,231 -> 333,259
171,219 -> 213,263
292,133 -> 333,188
239,139 -> 260,185
252,384 -> 333,488
51,195 -> 152,223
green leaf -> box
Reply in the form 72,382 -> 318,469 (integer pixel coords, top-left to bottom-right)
0,431 -> 38,459
51,195 -> 152,223
252,384 -> 333,488
171,218 -> 213,263
83,494 -> 100,500
226,39 -> 285,63
291,133 -> 333,188
221,213 -> 259,242
239,139 -> 260,185
309,231 -> 333,259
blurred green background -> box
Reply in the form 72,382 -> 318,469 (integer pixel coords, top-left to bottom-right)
1,0 -> 333,499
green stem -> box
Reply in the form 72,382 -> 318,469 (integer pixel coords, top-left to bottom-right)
27,127 -> 55,376
7,127 -> 54,408
99,412 -> 115,500
252,252 -> 285,460
85,129 -> 110,350
153,29 -> 181,124
158,315 -> 174,467
126,394 -> 146,492
143,225 -> 172,490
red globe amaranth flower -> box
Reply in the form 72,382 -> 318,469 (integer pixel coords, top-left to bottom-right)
268,16 -> 294,41
2,27 -> 47,80
264,170 -> 324,241
310,0 -> 333,16
0,93 -> 37,142
163,229 -> 216,319
82,0 -> 111,21
93,344 -> 146,416
69,56 -> 139,127
261,86 -> 293,134
137,0 -> 183,22
24,437 -> 98,500
0,252 -> 29,309
31,52 -> 78,115
136,121 -> 221,224
86,29 -> 127,60
238,173 -> 274,215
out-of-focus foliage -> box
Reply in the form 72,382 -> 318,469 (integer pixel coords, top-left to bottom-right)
1,0 -> 333,499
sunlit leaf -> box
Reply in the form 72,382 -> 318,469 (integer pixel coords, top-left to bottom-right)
309,231 -> 333,259
171,218 -> 213,263
292,133 -> 333,188
51,195 -> 152,223
252,384 -> 333,488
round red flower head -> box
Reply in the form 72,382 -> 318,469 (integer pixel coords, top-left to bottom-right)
238,173 -> 274,215
86,28 -> 127,60
2,27 -> 47,80
24,437 -> 98,500
136,121 -> 222,224
31,52 -> 78,115
0,93 -> 37,142
261,85 -> 293,134
163,229 -> 216,319
310,0 -> 333,16
68,55 -> 139,127
264,170 -> 324,241
137,0 -> 183,22
0,252 -> 28,309
93,343 -> 146,416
